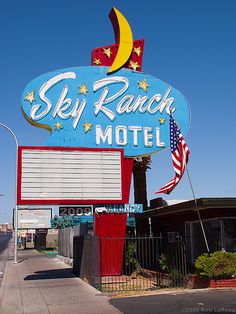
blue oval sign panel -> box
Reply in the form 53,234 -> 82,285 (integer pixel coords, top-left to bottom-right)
21,66 -> 190,157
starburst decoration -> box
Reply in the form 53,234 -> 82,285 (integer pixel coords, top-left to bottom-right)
133,46 -> 142,57
24,91 -> 35,104
159,117 -> 165,125
103,47 -> 112,58
54,122 -> 63,131
94,58 -> 101,65
78,83 -> 88,96
137,79 -> 150,92
129,60 -> 140,71
83,122 -> 92,133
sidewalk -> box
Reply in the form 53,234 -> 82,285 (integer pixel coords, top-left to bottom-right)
0,249 -> 121,314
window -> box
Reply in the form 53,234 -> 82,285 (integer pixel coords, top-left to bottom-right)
186,217 -> 236,265
223,219 -> 236,252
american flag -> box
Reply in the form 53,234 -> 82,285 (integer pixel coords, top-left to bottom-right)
156,113 -> 190,194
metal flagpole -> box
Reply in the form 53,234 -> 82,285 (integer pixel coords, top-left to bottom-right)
186,166 -> 210,253
165,110 -> 209,252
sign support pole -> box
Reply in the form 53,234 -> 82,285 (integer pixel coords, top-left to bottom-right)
0,123 -> 19,264
14,205 -> 18,263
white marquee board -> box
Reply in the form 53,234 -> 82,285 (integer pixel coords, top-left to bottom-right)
18,148 -> 123,204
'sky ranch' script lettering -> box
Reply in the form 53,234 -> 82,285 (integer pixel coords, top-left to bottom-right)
22,66 -> 190,157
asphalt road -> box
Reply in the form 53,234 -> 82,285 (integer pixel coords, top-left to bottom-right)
110,290 -> 236,314
0,232 -> 12,280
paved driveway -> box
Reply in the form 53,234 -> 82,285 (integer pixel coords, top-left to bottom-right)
110,289 -> 236,314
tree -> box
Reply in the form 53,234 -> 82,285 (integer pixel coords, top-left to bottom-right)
132,156 -> 151,211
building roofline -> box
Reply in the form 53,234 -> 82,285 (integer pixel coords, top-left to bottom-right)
136,198 -> 236,219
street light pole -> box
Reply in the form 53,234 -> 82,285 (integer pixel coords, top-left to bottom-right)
0,123 -> 19,264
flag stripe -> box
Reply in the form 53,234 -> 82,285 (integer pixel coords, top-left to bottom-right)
155,113 -> 190,194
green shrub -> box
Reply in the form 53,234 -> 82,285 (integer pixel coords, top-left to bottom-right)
195,251 -> 236,279
194,253 -> 212,278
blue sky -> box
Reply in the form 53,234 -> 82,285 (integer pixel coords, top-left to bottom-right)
0,0 -> 236,223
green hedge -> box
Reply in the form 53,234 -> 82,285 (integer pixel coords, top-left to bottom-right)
195,251 -> 236,279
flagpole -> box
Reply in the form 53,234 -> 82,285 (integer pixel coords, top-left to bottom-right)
159,110 -> 210,253
186,166 -> 210,253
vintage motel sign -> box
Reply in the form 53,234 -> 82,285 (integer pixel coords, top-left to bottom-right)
21,8 -> 190,158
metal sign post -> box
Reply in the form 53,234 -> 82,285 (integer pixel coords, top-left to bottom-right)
0,123 -> 19,264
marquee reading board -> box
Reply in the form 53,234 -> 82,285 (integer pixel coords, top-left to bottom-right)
17,146 -> 133,205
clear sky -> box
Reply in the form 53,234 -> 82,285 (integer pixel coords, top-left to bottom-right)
0,0 -> 236,223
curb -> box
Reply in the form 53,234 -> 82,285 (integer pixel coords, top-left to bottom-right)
0,237 -> 14,304
110,287 -> 236,299
0,257 -> 9,305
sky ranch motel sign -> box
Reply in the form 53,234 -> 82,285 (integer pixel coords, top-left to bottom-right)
21,7 -> 190,157
21,67 -> 190,157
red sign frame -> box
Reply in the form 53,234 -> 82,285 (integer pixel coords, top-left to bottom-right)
17,146 -> 133,205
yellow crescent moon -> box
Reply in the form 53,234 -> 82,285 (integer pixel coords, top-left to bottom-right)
107,7 -> 133,74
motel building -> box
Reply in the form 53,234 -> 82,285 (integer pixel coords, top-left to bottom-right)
136,197 -> 236,266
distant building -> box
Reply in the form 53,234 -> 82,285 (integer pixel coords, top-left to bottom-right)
0,223 -> 12,232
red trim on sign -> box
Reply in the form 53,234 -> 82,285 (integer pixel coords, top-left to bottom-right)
17,147 -> 23,204
121,157 -> 133,203
17,146 -> 133,205
18,146 -> 124,153
17,199 -> 128,205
